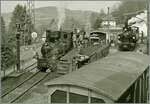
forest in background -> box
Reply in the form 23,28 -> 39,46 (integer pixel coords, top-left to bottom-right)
111,0 -> 147,24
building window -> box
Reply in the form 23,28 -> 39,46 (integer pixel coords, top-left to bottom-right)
64,34 -> 68,39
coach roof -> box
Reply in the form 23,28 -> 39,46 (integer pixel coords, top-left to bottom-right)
45,52 -> 149,101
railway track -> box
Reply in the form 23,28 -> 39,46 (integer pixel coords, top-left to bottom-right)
1,71 -> 50,103
2,62 -> 37,96
2,62 -> 37,81
23,62 -> 37,72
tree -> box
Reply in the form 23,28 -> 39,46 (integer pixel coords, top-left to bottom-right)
1,16 -> 6,44
89,12 -> 99,30
1,45 -> 15,77
111,0 -> 147,24
24,9 -> 34,45
8,4 -> 33,46
1,16 -> 6,76
99,9 -> 106,18
1,16 -> 15,77
89,10 -> 105,30
62,16 -> 81,31
1,4 -> 34,76
93,18 -> 103,29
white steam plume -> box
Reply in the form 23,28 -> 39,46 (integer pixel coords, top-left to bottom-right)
57,2 -> 67,30
128,10 -> 147,36
84,12 -> 92,37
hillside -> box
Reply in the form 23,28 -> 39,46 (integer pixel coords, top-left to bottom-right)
2,6 -> 99,34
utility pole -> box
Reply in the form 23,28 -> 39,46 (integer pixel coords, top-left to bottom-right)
146,3 -> 149,55
27,0 -> 35,26
107,7 -> 110,44
16,23 -> 21,72
27,0 -> 35,45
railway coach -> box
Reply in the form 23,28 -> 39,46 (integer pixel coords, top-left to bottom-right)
44,52 -> 149,103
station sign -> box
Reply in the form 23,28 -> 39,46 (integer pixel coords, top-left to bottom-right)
31,32 -> 37,39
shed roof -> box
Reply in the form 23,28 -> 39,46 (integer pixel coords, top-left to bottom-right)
90,30 -> 106,34
45,52 -> 148,101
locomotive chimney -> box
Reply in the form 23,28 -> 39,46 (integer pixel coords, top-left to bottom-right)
59,26 -> 62,32
59,26 -> 63,40
46,30 -> 51,42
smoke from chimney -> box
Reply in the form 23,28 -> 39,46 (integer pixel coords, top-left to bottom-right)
57,2 -> 67,30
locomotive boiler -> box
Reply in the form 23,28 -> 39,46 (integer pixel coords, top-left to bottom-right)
37,29 -> 72,72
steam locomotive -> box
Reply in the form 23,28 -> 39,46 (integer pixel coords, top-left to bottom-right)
37,30 -> 72,72
117,26 -> 139,51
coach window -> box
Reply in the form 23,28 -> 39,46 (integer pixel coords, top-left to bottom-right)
69,92 -> 88,103
51,90 -> 67,103
91,97 -> 105,103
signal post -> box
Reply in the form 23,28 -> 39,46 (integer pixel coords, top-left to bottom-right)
16,23 -> 24,72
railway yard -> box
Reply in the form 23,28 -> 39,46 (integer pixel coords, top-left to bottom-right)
1,44 -> 148,103
1,47 -> 113,103
1,1 -> 148,103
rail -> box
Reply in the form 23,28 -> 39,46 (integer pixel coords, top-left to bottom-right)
2,71 -> 50,103
1,71 -> 38,98
9,72 -> 49,103
1,63 -> 37,98
23,62 -> 37,71
24,62 -> 36,69
1,61 -> 37,80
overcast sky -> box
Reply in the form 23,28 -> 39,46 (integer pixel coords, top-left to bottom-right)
1,1 -> 121,13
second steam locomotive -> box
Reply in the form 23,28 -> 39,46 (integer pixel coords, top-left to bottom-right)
117,26 -> 139,51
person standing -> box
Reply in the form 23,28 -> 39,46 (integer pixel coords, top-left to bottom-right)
72,57 -> 78,71
79,32 -> 84,45
72,32 -> 77,48
141,31 -> 144,44
72,28 -> 78,48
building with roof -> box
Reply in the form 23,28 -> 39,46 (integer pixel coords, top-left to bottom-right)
101,15 -> 116,27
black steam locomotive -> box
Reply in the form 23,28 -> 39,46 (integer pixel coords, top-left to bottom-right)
37,30 -> 72,72
117,26 -> 139,51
